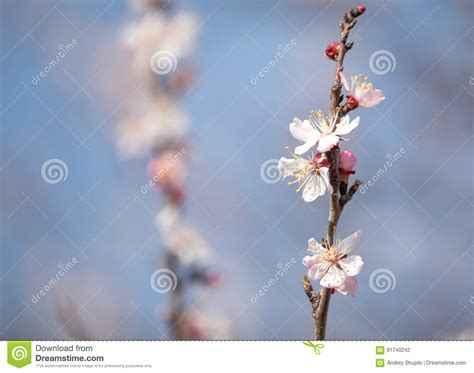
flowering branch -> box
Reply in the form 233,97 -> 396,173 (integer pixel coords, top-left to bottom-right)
278,4 -> 385,341
315,4 -> 366,342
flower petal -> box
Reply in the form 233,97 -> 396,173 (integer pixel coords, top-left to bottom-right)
316,133 -> 340,152
303,255 -> 328,280
357,89 -> 385,108
335,115 -> 360,136
320,265 -> 346,288
289,117 -> 317,142
308,237 -> 325,255
318,167 -> 333,194
302,174 -> 327,202
290,117 -> 320,155
339,71 -> 351,91
278,157 -> 305,179
339,255 -> 364,276
335,276 -> 358,296
338,230 -> 362,254
294,137 -> 319,155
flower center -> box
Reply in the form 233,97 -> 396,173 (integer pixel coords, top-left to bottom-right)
309,110 -> 336,134
324,246 -> 341,267
286,158 -> 315,187
352,74 -> 373,93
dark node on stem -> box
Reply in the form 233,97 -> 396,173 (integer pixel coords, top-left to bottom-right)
340,180 -> 348,195
346,41 -> 354,50
339,179 -> 363,208
338,94 -> 344,103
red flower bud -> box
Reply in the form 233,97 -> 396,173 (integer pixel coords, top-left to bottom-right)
325,41 -> 341,61
358,5 -> 366,14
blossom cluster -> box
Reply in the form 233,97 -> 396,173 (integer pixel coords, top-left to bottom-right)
277,40 -> 384,295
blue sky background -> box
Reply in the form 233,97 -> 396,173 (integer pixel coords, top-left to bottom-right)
1,0 -> 473,340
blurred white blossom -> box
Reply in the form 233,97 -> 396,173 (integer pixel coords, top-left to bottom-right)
122,12 -> 198,75
187,309 -> 231,339
156,204 -> 212,266
117,96 -> 189,158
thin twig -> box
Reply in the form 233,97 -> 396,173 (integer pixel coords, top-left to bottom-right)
303,276 -> 321,321
340,179 -> 362,209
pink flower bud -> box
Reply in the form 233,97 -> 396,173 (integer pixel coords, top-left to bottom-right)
339,150 -> 357,174
325,42 -> 341,61
358,5 -> 366,14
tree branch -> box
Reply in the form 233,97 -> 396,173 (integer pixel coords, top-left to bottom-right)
311,5 -> 365,341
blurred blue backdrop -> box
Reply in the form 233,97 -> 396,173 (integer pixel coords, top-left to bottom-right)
1,0 -> 473,340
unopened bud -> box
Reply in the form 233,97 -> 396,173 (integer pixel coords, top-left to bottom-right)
339,150 -> 357,186
358,5 -> 366,14
325,41 -> 342,61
